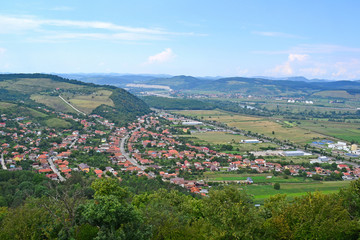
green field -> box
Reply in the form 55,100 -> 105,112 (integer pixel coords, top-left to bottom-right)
0,78 -> 83,94
244,181 -> 351,204
181,131 -> 280,152
31,94 -> 77,113
45,118 -> 71,128
0,102 -> 16,109
299,120 -> 360,143
66,90 -> 114,114
173,110 -> 326,144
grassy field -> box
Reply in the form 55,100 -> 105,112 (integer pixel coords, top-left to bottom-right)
299,120 -> 360,143
45,118 -> 71,128
64,90 -> 114,114
0,78 -> 83,94
31,94 -> 77,113
244,181 -> 351,204
181,131 -> 280,152
0,102 -> 16,109
173,110 -> 326,144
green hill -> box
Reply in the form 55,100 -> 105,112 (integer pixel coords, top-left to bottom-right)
0,74 -> 150,125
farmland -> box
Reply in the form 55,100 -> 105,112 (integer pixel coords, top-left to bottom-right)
244,181 -> 351,203
173,110 -> 326,144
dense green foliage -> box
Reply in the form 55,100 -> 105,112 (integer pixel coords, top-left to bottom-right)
1,170 -> 360,239
93,88 -> 150,125
142,96 -> 215,110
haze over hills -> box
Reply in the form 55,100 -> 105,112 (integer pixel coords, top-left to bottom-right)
53,73 -> 360,97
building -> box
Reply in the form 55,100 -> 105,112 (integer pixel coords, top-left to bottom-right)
351,144 -> 358,152
241,139 -> 261,144
283,151 -> 305,157
182,121 -> 203,126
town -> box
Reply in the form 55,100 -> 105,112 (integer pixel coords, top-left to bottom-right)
1,104 -> 359,197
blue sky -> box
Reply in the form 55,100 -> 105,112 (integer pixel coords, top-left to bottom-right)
0,0 -> 359,79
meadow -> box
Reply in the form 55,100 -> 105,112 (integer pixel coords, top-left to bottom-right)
173,110 -> 326,144
244,181 -> 351,204
31,94 -> 77,113
64,90 -> 114,114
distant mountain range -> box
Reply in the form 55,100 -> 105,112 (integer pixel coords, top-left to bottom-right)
56,73 -> 360,97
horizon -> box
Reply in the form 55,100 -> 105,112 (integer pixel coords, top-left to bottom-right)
0,1 -> 359,80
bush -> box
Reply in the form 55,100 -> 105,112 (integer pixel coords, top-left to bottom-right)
274,183 -> 280,190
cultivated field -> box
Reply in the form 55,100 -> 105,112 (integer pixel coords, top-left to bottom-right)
64,90 -> 114,114
45,118 -> 71,128
183,131 -> 280,152
174,110 -> 326,144
244,181 -> 351,204
299,120 -> 360,143
31,94 -> 77,113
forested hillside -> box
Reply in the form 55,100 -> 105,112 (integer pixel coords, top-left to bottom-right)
1,171 -> 360,239
0,74 -> 150,125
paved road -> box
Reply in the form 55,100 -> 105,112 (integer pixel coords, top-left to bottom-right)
48,157 -> 66,182
0,153 -> 7,170
69,138 -> 78,149
119,127 -> 146,171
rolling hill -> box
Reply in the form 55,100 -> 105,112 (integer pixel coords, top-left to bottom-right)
142,75 -> 360,97
0,74 -> 150,124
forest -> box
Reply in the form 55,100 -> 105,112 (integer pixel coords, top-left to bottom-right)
1,170 -> 360,240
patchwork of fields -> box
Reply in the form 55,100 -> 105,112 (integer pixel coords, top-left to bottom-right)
173,110 -> 326,144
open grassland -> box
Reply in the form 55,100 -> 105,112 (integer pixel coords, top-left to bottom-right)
263,103 -> 358,114
313,90 -> 360,99
0,102 -> 16,109
45,118 -> 71,128
182,131 -> 280,152
0,78 -> 83,94
299,120 -> 360,143
244,181 -> 351,204
204,172 -> 310,183
31,94 -> 77,113
174,110 -> 325,144
64,90 -> 114,114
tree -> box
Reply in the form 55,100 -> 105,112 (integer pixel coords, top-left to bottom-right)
77,178 -> 151,239
274,183 -> 280,190
264,192 -> 359,239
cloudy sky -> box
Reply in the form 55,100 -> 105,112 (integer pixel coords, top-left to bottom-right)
0,0 -> 360,79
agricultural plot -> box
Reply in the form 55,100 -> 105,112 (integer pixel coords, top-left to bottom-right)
45,118 -> 71,128
188,131 -> 280,152
174,110 -> 325,144
65,90 -> 114,114
244,181 -> 351,204
0,78 -> 83,94
300,120 -> 360,143
31,94 -> 77,113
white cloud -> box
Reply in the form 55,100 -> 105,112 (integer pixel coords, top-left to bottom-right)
0,15 -> 201,40
146,48 -> 176,64
269,54 -> 309,76
252,31 -> 301,38
288,54 -> 308,62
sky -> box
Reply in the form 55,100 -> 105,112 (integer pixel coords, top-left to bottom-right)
0,0 -> 360,79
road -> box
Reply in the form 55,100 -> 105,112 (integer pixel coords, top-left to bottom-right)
119,127 -> 146,171
48,157 -> 66,182
58,95 -> 86,115
69,138 -> 78,149
0,153 -> 7,170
